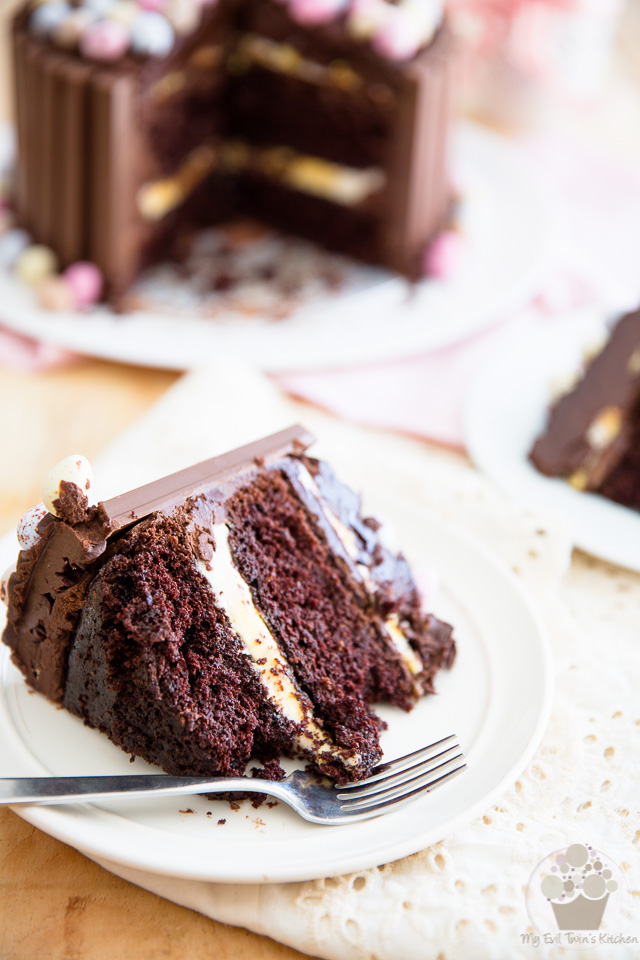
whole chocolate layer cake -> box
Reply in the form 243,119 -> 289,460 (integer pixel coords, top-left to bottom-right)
2,427 -> 455,783
11,0 -> 453,304
530,308 -> 640,510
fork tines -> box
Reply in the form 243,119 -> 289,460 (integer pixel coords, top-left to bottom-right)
335,735 -> 466,815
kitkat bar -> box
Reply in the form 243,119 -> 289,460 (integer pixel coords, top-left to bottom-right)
103,425 -> 316,530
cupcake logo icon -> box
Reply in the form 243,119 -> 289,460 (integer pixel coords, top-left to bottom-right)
524,843 -> 634,949
539,844 -> 616,931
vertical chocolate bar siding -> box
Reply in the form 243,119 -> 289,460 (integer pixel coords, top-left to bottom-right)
102,424 -> 316,531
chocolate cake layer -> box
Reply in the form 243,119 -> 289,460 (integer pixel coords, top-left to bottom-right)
64,514 -> 299,778
3,426 -> 455,784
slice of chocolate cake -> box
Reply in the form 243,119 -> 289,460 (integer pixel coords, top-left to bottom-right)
530,308 -> 640,510
2,427 -> 455,784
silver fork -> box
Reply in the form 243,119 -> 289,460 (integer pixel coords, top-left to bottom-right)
0,734 -> 465,825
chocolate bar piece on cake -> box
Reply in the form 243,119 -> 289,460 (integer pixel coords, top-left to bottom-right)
2,427 -> 455,784
11,0 -> 453,304
530,308 -> 640,510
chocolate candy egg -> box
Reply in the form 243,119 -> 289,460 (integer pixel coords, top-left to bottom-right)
372,5 -> 422,60
164,0 -> 200,35
422,229 -> 465,279
29,1 -> 72,38
109,0 -> 139,27
36,275 -> 76,312
53,8 -> 96,49
84,0 -> 117,15
130,11 -> 175,57
80,18 -> 130,61
17,503 -> 49,550
0,228 -> 31,268
289,0 -> 348,26
63,261 -> 104,307
0,208 -> 15,238
347,0 -> 387,39
42,455 -> 94,518
14,244 -> 58,286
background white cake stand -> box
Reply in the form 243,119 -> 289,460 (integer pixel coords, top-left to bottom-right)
0,122 -> 554,372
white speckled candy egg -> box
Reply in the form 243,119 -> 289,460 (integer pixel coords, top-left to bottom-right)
0,228 -> 31,269
29,1 -> 72,38
42,455 -> 94,517
14,244 -> 58,285
130,11 -> 175,57
17,503 -> 49,550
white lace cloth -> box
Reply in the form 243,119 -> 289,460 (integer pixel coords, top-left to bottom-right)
89,363 -> 639,959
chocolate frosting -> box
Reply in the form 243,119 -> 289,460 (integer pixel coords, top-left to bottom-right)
3,425 -> 313,701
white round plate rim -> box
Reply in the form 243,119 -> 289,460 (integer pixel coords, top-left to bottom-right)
0,498 -> 553,883
0,122 -> 554,372
464,309 -> 640,572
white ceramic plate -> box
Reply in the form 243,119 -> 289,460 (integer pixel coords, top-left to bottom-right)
0,123 -> 553,372
0,492 -> 552,883
465,309 -> 640,572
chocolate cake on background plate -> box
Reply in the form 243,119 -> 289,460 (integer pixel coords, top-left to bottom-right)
530,307 -> 640,510
10,0 -> 454,306
1,426 -> 455,785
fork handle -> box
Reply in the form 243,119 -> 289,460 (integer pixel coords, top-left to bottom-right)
0,775 -> 282,805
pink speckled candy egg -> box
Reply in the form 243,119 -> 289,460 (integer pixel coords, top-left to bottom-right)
372,5 -> 421,61
80,19 -> 130,62
17,503 -> 49,550
138,0 -> 166,10
63,261 -> 104,307
422,229 -> 466,279
289,0 -> 349,27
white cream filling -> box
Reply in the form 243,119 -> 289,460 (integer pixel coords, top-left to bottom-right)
195,523 -> 358,769
233,34 -> 363,92
294,465 -> 424,679
138,138 -> 385,222
385,614 -> 423,677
